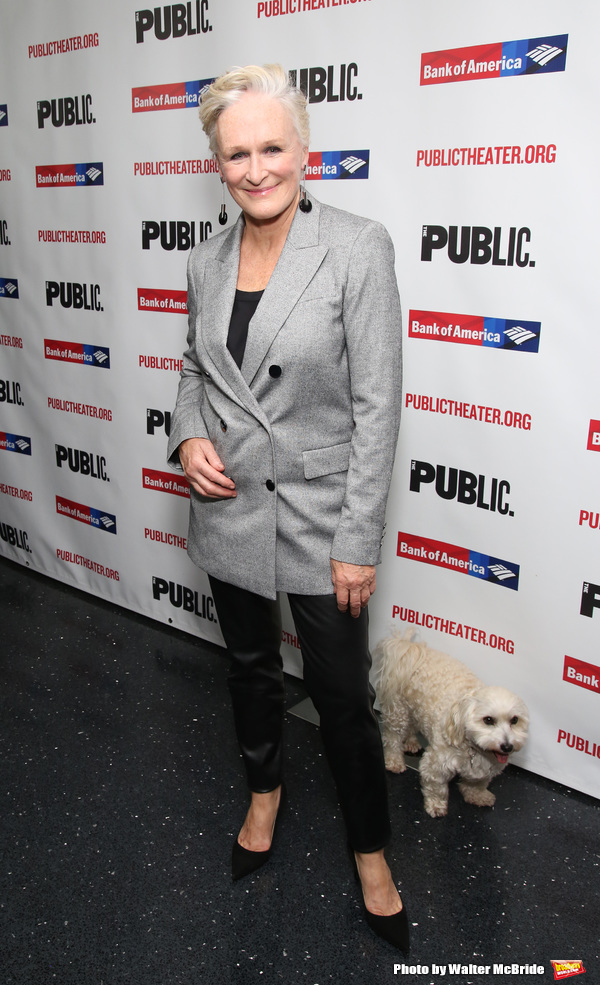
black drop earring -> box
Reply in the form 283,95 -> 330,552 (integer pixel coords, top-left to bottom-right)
219,178 -> 228,225
298,169 -> 312,213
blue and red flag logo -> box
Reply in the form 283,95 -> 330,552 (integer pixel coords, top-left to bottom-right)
137,288 -> 188,313
142,468 -> 190,498
36,163 -> 104,187
56,495 -> 117,534
0,278 -> 19,299
409,309 -> 541,353
421,34 -> 568,85
0,432 -> 31,455
44,339 -> 110,368
132,78 -> 214,112
305,150 -> 369,180
397,532 -> 520,590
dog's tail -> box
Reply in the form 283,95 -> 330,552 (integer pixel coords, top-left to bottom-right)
373,631 -> 427,697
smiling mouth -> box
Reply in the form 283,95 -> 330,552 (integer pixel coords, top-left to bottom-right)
243,186 -> 277,196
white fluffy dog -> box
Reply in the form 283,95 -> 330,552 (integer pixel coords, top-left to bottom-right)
375,635 -> 529,817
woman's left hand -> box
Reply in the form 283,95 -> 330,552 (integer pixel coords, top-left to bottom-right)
330,559 -> 376,618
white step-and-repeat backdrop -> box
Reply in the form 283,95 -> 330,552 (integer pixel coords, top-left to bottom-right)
1,0 -> 599,798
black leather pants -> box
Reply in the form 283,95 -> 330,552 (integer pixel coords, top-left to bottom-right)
209,576 -> 391,853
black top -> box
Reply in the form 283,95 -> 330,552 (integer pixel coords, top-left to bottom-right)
227,289 -> 263,369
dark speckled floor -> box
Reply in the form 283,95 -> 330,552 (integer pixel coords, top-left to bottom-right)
1,556 -> 598,985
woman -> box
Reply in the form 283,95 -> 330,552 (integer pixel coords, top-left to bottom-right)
167,64 -> 406,950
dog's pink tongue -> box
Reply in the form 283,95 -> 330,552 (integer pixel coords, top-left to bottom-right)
495,752 -> 509,764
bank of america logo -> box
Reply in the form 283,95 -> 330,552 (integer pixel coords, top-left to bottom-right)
489,563 -> 517,582
94,349 -> 109,364
504,326 -> 538,345
306,149 -> 370,181
0,432 -> 32,455
397,532 -> 520,590
527,44 -> 564,67
421,34 -> 567,86
340,155 -> 367,174
0,108 -> 7,124
86,167 -> 102,182
0,278 -> 19,299
100,515 -> 116,530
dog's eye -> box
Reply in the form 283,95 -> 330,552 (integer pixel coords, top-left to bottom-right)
483,716 -> 496,726
510,716 -> 519,725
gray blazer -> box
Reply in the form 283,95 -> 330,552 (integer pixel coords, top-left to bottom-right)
167,194 -> 402,599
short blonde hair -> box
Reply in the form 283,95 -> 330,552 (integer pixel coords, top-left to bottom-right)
199,63 -> 310,155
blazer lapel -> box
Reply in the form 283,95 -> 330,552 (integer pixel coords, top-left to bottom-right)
241,198 -> 328,386
199,216 -> 270,419
201,215 -> 243,380
199,197 -> 328,409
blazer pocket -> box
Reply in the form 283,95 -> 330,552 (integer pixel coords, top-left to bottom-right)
302,441 -> 351,480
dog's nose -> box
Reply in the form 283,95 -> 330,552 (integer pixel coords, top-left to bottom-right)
500,742 -> 513,754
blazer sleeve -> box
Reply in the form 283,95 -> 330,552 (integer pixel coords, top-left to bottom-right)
166,249 -> 211,471
330,220 -> 402,565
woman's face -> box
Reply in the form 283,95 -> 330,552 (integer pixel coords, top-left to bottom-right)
215,91 -> 308,225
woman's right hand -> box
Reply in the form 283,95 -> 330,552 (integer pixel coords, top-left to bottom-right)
178,437 -> 237,499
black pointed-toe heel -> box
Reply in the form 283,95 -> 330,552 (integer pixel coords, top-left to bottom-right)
231,784 -> 286,882
363,902 -> 410,952
349,846 -> 410,953
231,837 -> 272,882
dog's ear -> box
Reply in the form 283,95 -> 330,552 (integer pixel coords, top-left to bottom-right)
513,696 -> 530,730
510,696 -> 530,742
446,694 -> 477,744
446,697 -> 466,744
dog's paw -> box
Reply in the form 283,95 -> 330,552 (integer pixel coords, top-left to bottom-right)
424,800 -> 448,818
459,784 -> 496,807
384,754 -> 407,773
403,735 -> 422,755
